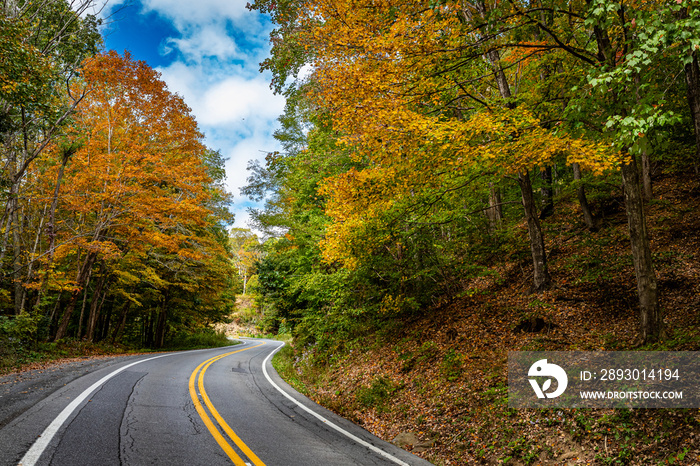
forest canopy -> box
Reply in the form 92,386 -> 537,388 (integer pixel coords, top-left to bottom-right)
245,0 -> 700,346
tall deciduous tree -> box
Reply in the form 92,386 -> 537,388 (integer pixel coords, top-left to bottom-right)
48,51 -> 231,343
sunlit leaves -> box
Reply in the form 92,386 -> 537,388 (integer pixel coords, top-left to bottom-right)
280,0 -> 630,267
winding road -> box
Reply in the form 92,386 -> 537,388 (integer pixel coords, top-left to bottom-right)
0,339 -> 432,466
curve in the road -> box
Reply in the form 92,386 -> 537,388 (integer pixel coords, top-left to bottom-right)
13,340 -> 430,466
188,342 -> 266,466
260,342 -> 410,466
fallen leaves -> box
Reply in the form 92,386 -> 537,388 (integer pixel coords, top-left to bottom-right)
286,171 -> 700,465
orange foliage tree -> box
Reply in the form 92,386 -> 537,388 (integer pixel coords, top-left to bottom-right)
27,52 -> 234,345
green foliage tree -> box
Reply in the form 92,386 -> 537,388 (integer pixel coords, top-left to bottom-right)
0,1 -> 102,315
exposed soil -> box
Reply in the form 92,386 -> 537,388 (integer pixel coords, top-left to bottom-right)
216,294 -> 265,337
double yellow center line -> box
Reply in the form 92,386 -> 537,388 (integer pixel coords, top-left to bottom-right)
188,343 -> 267,466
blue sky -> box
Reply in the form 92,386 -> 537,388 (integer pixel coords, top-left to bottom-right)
99,0 -> 285,233
102,5 -> 180,68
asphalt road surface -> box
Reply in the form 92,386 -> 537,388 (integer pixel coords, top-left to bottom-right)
0,339 -> 433,466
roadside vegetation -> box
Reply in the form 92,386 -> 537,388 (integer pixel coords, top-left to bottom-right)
244,0 -> 700,464
0,320 -> 234,375
265,170 -> 700,465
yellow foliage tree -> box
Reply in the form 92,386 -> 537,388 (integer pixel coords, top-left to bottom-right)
295,0 -> 622,289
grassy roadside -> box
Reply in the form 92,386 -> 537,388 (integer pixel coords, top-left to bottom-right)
270,334 -> 315,398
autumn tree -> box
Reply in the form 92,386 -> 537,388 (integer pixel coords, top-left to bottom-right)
251,0 -> 700,342
32,52 -> 234,344
230,228 -> 261,294
286,0 -> 618,293
0,6 -> 235,348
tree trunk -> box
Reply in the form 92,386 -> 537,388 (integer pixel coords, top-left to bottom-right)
484,182 -> 503,233
54,252 -> 98,340
587,3 -> 663,342
486,50 -> 514,106
86,269 -> 108,342
686,53 -> 700,174
674,3 -> 700,172
474,1 -> 514,107
99,298 -> 112,342
0,112 -> 20,268
76,266 -> 92,339
13,198 -> 23,315
539,166 -> 554,219
48,293 -> 62,323
154,290 -> 169,349
573,163 -> 596,230
475,0 -> 549,291
0,144 -> 22,314
34,150 -> 72,310
641,149 -> 653,200
111,302 -> 130,345
144,311 -> 155,348
634,70 -> 654,198
19,205 -> 47,313
518,171 -> 551,291
620,157 -> 663,343
553,164 -> 562,196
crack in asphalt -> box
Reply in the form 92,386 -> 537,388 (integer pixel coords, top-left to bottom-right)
184,400 -> 203,435
119,372 -> 147,466
47,381 -> 109,465
121,400 -> 138,464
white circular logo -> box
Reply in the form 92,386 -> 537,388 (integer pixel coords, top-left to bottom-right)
528,359 -> 568,399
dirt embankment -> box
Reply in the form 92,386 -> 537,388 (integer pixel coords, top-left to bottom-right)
286,172 -> 700,465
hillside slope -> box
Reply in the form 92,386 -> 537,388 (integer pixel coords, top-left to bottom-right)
276,171 -> 700,465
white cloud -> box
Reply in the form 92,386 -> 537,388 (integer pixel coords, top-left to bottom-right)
104,0 -> 284,233
141,0 -> 249,25
159,66 -> 285,129
199,77 -> 285,126
165,27 -> 239,61
141,0 -> 269,64
157,62 -> 285,181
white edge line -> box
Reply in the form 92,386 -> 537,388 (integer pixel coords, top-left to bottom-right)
18,352 -> 174,466
261,342 -> 411,466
